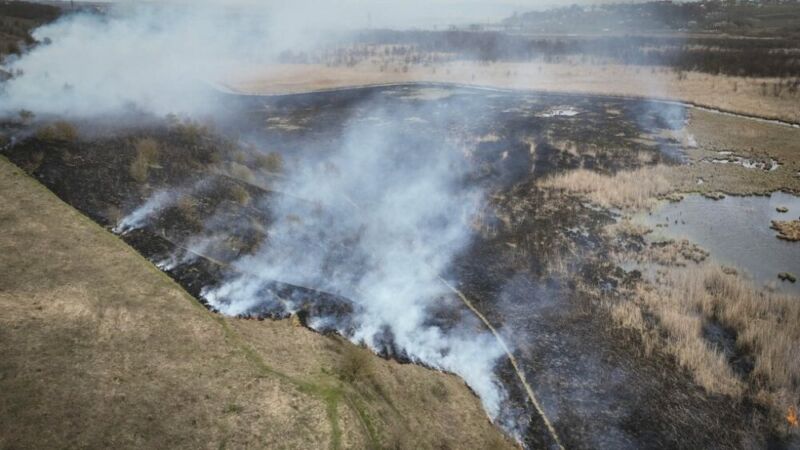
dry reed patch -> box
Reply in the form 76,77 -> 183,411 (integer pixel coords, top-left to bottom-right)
615,270 -> 745,398
771,219 -> 800,242
701,270 -> 800,410
613,263 -> 800,421
539,165 -> 672,210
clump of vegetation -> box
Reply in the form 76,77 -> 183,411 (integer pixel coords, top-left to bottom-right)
633,238 -> 709,267
17,109 -> 34,124
228,162 -> 255,183
254,152 -> 284,174
337,344 -> 373,384
226,184 -> 251,206
173,120 -> 209,145
778,272 -> 796,283
35,121 -> 78,143
175,196 -> 203,232
104,205 -> 122,226
539,165 -> 671,210
129,138 -> 160,183
430,380 -> 449,401
771,219 -> 800,242
223,403 -> 244,415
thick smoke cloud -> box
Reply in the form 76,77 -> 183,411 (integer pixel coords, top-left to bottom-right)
0,0 -> 552,118
0,3 -> 278,116
201,102 -> 509,415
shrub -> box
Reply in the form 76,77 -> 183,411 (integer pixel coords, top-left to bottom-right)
254,152 -> 284,174
35,121 -> 78,142
229,162 -> 255,183
337,344 -> 373,383
226,184 -> 251,206
129,138 -> 160,183
173,120 -> 209,146
18,109 -> 34,123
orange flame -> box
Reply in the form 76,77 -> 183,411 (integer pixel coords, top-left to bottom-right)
788,406 -> 799,427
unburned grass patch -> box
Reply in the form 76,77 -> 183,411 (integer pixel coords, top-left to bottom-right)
539,165 -> 672,210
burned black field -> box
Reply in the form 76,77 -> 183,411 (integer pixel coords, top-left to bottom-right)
0,85 -> 788,448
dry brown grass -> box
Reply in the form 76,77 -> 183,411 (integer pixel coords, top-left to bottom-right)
612,260 -> 800,420
674,109 -> 800,197
702,270 -> 800,405
539,165 -> 672,210
613,269 -> 745,398
0,156 -> 515,450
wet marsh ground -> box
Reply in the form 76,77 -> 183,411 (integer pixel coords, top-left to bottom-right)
2,84 -> 799,448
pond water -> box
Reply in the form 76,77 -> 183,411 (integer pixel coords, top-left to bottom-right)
637,192 -> 800,295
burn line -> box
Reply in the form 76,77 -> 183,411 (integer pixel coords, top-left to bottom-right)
437,276 -> 565,450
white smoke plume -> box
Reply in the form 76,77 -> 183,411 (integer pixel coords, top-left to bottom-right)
0,0 -> 555,118
204,102 -> 509,417
113,189 -> 176,234
1,3 -> 275,117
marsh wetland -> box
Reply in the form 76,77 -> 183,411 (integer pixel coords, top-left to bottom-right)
2,83 -> 798,448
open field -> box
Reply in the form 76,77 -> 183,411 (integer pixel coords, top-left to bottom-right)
0,156 -> 514,449
224,61 -> 800,123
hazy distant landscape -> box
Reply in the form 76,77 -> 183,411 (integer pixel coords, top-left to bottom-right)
1,1 -> 799,449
